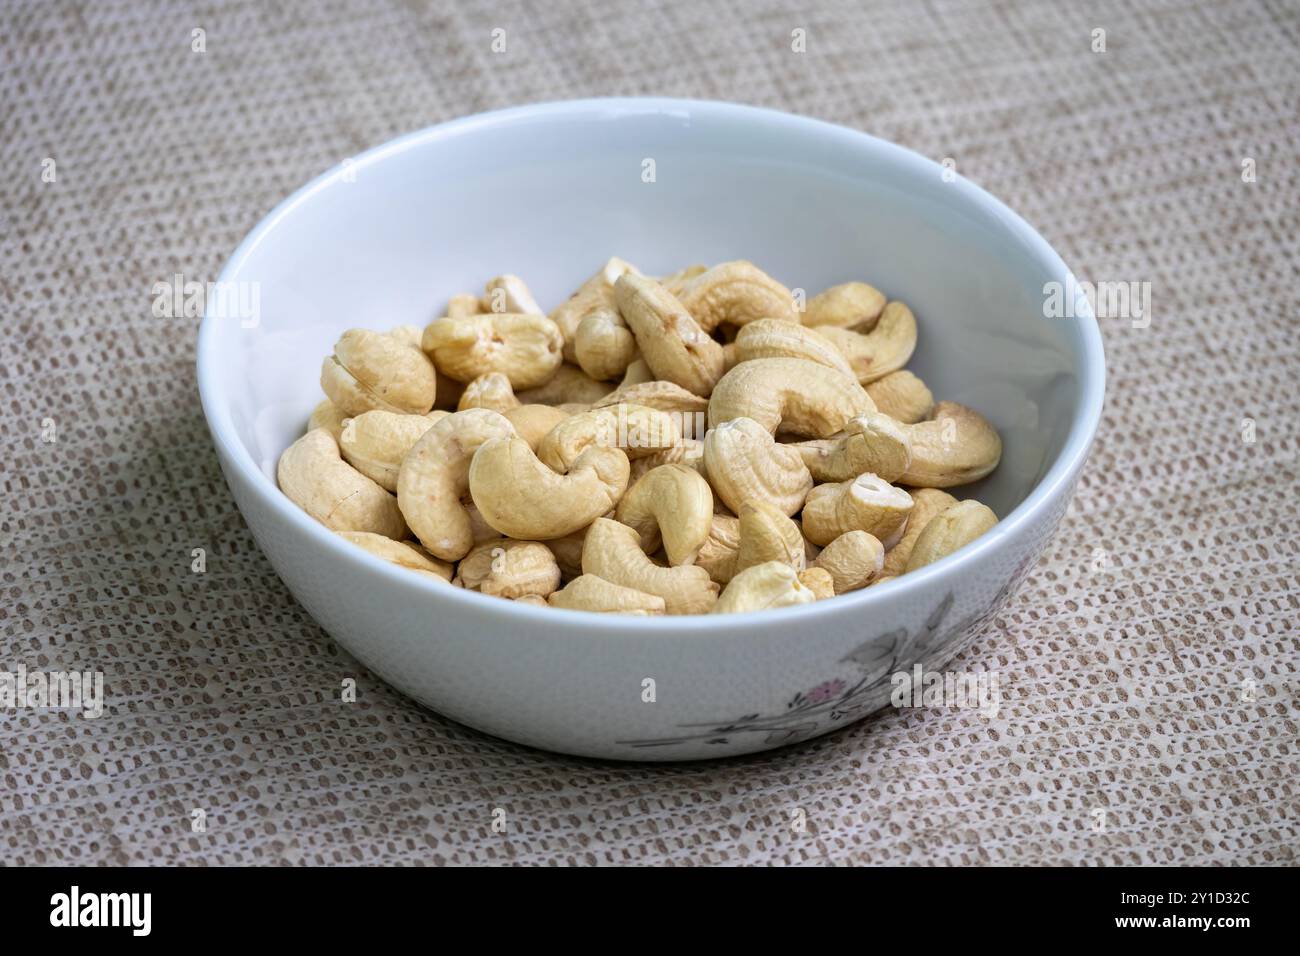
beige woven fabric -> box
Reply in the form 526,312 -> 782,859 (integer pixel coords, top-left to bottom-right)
2,0 -> 1297,866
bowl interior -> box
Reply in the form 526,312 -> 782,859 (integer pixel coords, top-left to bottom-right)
203,99 -> 1093,532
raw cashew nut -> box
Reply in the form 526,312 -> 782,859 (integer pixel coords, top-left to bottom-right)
396,408 -> 517,560
548,574 -> 667,615
278,428 -> 407,538
321,328 -> 438,416
881,488 -> 958,576
515,363 -> 615,405
457,372 -> 520,413
801,473 -> 914,548
713,561 -> 815,614
697,502 -> 806,585
543,525 -> 590,580
538,403 -> 682,473
308,399 -> 348,441
446,293 -> 483,318
503,403 -> 571,450
595,380 -> 709,416
338,531 -> 452,582
865,370 -> 934,424
457,539 -> 562,598
703,417 -> 812,516
615,463 -> 714,565
790,413 -> 912,484
574,308 -> 639,382
619,357 -> 653,387
812,530 -> 885,594
660,263 -> 708,295
581,518 -> 718,614
905,500 -> 999,571
339,409 -> 443,491
469,438 -> 629,539
707,358 -> 874,438
798,567 -> 836,601
899,402 -> 1002,488
422,313 -> 563,389
695,513 -> 741,584
802,282 -> 886,330
815,301 -> 918,383
483,274 -> 544,315
550,257 -> 640,362
675,261 -> 798,331
615,273 -> 725,397
733,318 -> 855,377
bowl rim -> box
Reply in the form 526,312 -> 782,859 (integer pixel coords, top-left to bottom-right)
196,95 -> 1106,630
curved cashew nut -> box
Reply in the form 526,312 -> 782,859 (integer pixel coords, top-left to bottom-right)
421,313 -> 563,389
675,261 -> 798,331
801,473 -> 913,548
734,318 -> 855,377
904,500 -> 998,571
615,273 -> 725,397
550,257 -> 640,362
483,274 -> 544,315
457,371 -> 520,413
396,408 -> 517,560
812,530 -> 885,594
660,263 -> 708,295
503,403 -> 571,451
696,502 -> 806,585
798,567 -> 836,600
814,301 -> 917,384
575,307 -> 639,382
457,539 -> 562,598
338,531 -> 452,583
865,370 -> 934,424
790,413 -> 911,484
898,402 -> 1002,488
548,574 -> 666,615
278,428 -> 407,538
321,328 -> 437,416
615,463 -> 714,565
713,561 -> 815,614
581,518 -> 719,614
881,488 -> 958,576
703,417 -> 812,516
469,438 -> 629,539
339,409 -> 442,491
515,363 -> 615,405
538,402 -> 682,473
802,282 -> 886,330
707,358 -> 874,438
596,380 -> 709,416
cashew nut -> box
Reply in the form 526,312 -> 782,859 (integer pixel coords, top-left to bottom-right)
713,561 -> 815,614
697,502 -> 806,585
396,408 -> 517,560
904,500 -> 999,571
537,403 -> 682,473
549,257 -> 640,362
619,357 -> 654,387
801,473 -> 913,548
574,307 -> 639,382
339,409 -> 443,491
457,372 -> 521,413
660,263 -> 708,296
482,274 -> 544,315
308,399 -> 348,441
321,328 -> 438,416
733,318 -> 855,377
708,358 -> 874,438
595,380 -> 709,416
703,416 -> 812,516
469,439 -> 629,539
798,567 -> 836,601
615,272 -> 726,397
515,363 -> 615,405
581,518 -> 718,614
881,488 -> 958,576
446,293 -> 483,318
422,312 -> 563,389
812,530 -> 885,594
898,402 -> 1002,488
503,403 -> 571,450
675,261 -> 798,331
548,574 -> 666,615
456,539 -> 562,598
789,413 -> 911,483
802,282 -> 886,330
615,463 -> 714,565
338,531 -> 453,582
865,369 -> 934,424
815,301 -> 918,383
278,428 -> 407,538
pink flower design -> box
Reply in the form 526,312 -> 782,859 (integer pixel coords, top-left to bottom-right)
805,679 -> 846,704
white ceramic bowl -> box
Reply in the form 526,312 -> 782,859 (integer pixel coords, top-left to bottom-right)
197,98 -> 1104,761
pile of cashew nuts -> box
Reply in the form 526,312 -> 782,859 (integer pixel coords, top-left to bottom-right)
278,259 -> 1002,615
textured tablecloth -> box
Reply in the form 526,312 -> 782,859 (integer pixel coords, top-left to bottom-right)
2,0 -> 1297,866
